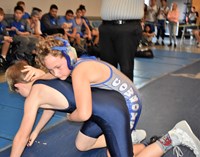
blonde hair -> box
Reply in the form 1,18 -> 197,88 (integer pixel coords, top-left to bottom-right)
36,34 -> 77,70
5,61 -> 29,92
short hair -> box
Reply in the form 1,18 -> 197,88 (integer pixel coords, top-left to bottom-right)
79,4 -> 86,11
5,60 -> 29,92
65,9 -> 74,15
14,5 -> 24,13
0,7 -> 5,16
17,1 -> 25,6
50,4 -> 58,10
32,7 -> 42,13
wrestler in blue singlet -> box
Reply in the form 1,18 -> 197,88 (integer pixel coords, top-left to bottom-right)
33,79 -> 133,157
73,57 -> 142,132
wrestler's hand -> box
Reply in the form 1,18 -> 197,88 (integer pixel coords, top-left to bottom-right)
27,131 -> 38,147
21,65 -> 45,81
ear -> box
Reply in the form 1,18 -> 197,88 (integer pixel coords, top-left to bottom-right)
14,83 -> 21,89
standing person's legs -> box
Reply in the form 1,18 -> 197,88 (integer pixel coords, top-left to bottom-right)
99,23 -> 118,68
172,23 -> 178,46
160,20 -> 166,45
168,22 -> 173,46
156,21 -> 161,44
113,21 -> 142,81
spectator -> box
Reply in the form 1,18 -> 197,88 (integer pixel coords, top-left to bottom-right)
99,0 -> 143,81
79,4 -> 99,46
188,6 -> 199,24
7,6 -> 38,61
32,7 -> 43,20
58,9 -> 76,44
141,24 -> 155,46
41,4 -> 65,36
193,29 -> 200,48
145,0 -> 159,34
74,8 -> 91,46
16,1 -> 30,20
28,10 -> 42,36
0,7 -> 13,71
167,2 -> 179,48
155,0 -> 169,45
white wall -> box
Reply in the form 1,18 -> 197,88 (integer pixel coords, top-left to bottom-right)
1,0 -> 102,17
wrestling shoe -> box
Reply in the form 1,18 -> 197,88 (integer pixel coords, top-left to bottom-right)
131,129 -> 147,144
168,120 -> 200,157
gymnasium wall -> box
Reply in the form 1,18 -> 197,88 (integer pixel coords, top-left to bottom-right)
1,0 -> 102,17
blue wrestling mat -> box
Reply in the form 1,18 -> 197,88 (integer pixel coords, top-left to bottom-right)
0,49 -> 200,156
137,60 -> 200,157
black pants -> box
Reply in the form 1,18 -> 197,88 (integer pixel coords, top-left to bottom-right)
99,20 -> 142,81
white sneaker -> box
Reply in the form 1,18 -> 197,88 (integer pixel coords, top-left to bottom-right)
168,120 -> 200,157
131,129 -> 147,144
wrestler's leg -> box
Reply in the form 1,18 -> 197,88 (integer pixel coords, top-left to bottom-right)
75,89 -> 134,157
136,120 -> 200,157
76,121 -> 145,156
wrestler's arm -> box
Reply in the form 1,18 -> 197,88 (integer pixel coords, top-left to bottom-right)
10,87 -> 41,157
21,65 -> 55,81
27,109 -> 55,146
68,67 -> 92,122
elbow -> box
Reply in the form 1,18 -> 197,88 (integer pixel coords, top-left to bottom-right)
78,111 -> 92,121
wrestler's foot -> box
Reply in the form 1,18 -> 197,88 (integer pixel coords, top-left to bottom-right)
131,129 -> 147,144
168,120 -> 200,157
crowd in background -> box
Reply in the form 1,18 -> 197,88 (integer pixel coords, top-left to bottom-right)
0,1 -> 99,72
141,0 -> 199,48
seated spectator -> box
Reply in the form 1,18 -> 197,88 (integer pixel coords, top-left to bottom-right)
16,1 -> 30,20
58,9 -> 76,44
188,6 -> 199,25
0,7 -> 13,71
141,24 -> 155,46
41,4 -> 65,37
193,29 -> 200,48
27,10 -> 42,36
32,7 -> 43,20
6,5 -> 38,64
79,4 -> 99,46
74,8 -> 92,46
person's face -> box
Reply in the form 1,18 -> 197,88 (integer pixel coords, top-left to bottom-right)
44,54 -> 71,80
50,8 -> 58,18
161,0 -> 166,6
31,15 -> 39,22
150,0 -> 156,6
76,10 -> 82,17
14,10 -> 23,21
82,9 -> 86,16
66,13 -> 73,20
191,7 -> 195,12
0,14 -> 4,22
14,82 -> 31,97
172,3 -> 177,10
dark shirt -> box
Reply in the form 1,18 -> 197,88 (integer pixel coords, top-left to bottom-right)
41,13 -> 60,32
81,16 -> 93,33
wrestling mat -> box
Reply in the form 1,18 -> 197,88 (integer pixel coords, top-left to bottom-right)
1,60 -> 200,156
